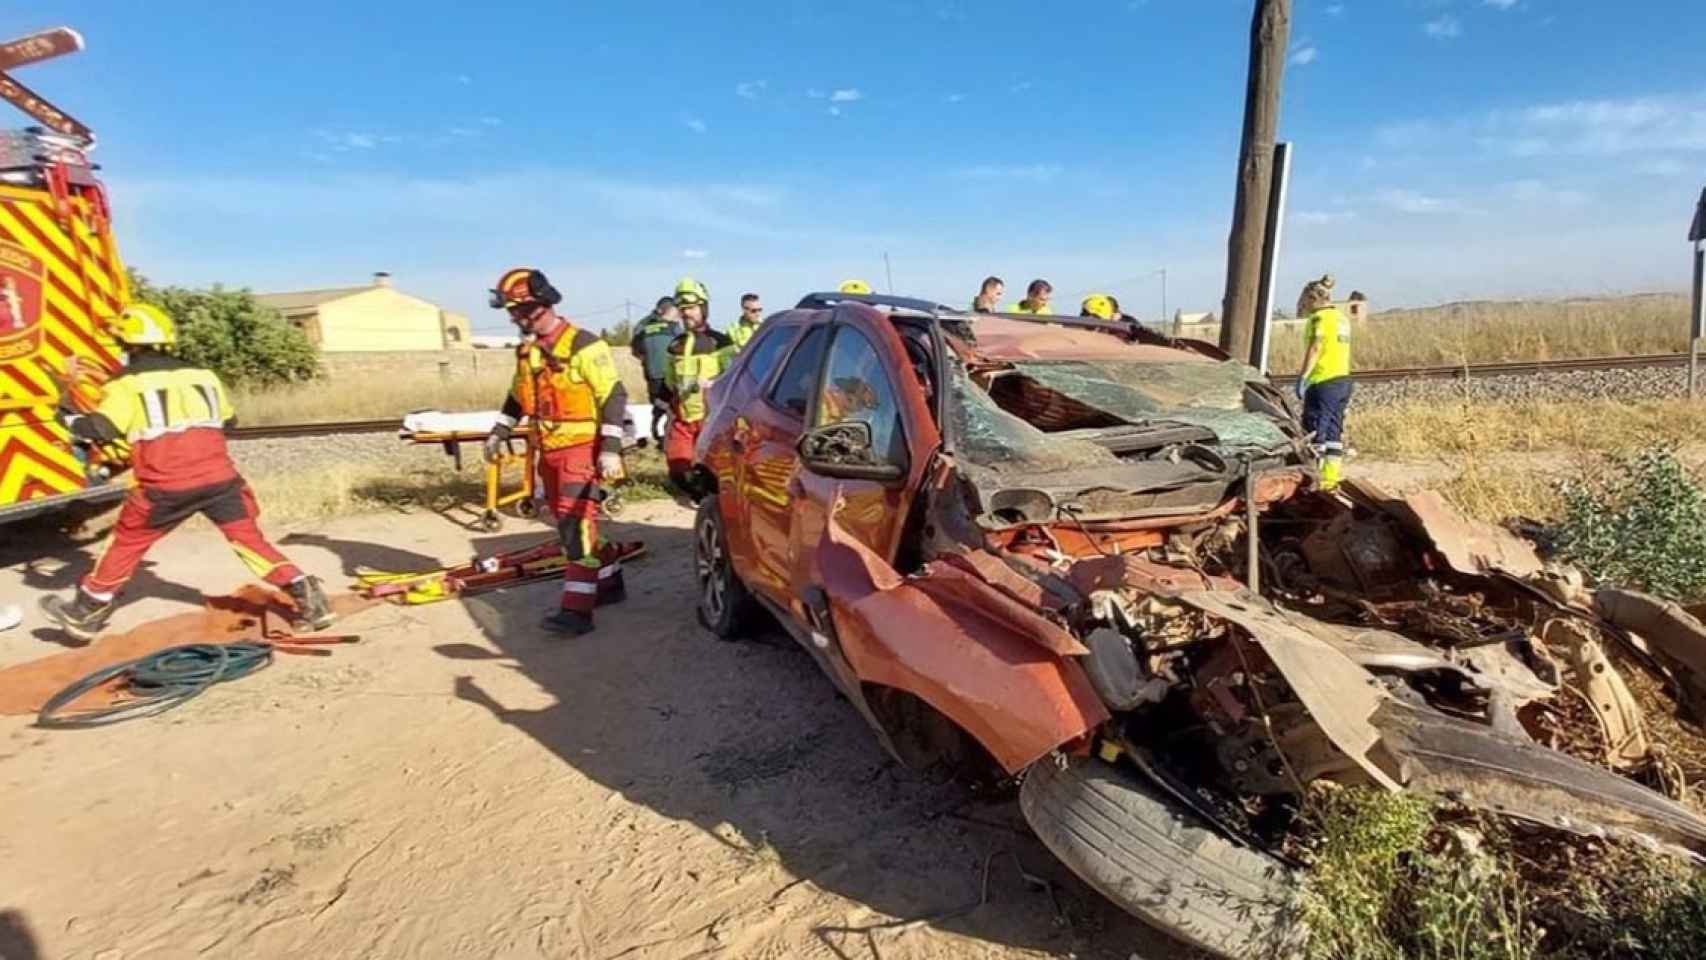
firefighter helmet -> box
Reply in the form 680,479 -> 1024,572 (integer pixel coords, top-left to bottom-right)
109,303 -> 177,347
490,268 -> 562,309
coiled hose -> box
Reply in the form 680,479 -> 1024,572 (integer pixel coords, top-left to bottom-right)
37,642 -> 274,729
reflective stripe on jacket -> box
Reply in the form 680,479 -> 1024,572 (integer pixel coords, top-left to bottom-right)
665,329 -> 735,424
511,327 -> 626,452
67,349 -> 238,491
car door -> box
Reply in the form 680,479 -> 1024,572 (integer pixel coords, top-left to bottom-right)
707,322 -> 799,574
739,323 -> 831,606
785,307 -> 940,620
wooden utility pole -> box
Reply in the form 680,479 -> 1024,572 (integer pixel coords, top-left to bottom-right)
1220,0 -> 1291,361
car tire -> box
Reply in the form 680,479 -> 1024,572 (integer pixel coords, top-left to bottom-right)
695,496 -> 757,640
1019,757 -> 1302,960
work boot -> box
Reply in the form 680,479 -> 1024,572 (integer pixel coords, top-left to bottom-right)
541,609 -> 595,636
39,589 -> 114,642
286,576 -> 337,632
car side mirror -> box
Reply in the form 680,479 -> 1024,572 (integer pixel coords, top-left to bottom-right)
798,420 -> 906,483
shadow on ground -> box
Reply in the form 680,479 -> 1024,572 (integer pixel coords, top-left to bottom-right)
438,510 -> 1187,960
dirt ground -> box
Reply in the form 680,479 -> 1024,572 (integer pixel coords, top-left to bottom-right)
0,500 -> 1186,960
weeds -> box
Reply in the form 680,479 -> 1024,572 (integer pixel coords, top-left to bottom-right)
1268,296 -> 1689,372
1553,448 -> 1706,602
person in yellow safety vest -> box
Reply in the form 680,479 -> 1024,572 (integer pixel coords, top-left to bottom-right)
730,292 -> 764,349
484,267 -> 633,637
838,279 -> 873,295
1293,274 -> 1354,491
971,276 -> 1004,313
1080,293 -> 1118,321
664,277 -> 735,494
1010,278 -> 1054,314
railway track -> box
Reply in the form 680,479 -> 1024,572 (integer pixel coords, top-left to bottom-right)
227,352 -> 1695,440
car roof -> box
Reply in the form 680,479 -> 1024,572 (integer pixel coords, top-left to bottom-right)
787,292 -> 1219,365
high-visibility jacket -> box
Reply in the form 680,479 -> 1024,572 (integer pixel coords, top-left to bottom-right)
729,319 -> 760,350
502,325 -> 627,453
1009,299 -> 1053,315
1302,306 -> 1353,385
65,349 -> 239,491
665,329 -> 735,424
629,313 -> 679,382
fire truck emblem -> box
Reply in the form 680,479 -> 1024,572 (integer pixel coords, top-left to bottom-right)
0,239 -> 46,363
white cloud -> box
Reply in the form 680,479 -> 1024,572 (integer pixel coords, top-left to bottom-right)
945,92 -> 966,104
1294,210 -> 1357,225
1484,0 -> 1518,8
1382,92 -> 1706,158
961,163 -> 1064,183
806,88 -> 825,99
828,106 -> 842,117
683,116 -> 707,134
1506,179 -> 1589,207
447,126 -> 479,138
455,74 -> 473,86
829,88 -> 863,103
1376,188 -> 1456,214
1424,15 -> 1462,38
735,80 -> 766,100
314,130 -> 380,151
1636,158 -> 1689,177
682,249 -> 709,259
479,116 -> 502,126
1010,80 -> 1034,93
1290,45 -> 1318,66
1325,3 -> 1345,15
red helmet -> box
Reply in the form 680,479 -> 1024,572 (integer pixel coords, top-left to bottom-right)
490,268 -> 562,309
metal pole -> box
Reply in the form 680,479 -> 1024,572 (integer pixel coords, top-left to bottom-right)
1244,472 -> 1261,593
1251,141 -> 1294,374
884,252 -> 894,293
1691,240 -> 1703,400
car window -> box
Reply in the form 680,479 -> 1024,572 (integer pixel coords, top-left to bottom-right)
767,325 -> 830,418
816,326 -> 906,465
738,325 -> 794,389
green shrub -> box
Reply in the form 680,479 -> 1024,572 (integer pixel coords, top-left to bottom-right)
1553,449 -> 1706,602
130,272 -> 319,386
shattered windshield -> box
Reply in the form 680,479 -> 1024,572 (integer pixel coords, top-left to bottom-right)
950,356 -> 1289,470
1012,359 -> 1289,450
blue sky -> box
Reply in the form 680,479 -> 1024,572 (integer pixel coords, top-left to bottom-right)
5,2 -> 1704,332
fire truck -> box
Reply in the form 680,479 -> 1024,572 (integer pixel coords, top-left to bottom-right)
0,27 -> 131,525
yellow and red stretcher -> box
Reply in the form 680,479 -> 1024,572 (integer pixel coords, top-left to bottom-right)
397,407 -> 653,532
354,536 -> 647,605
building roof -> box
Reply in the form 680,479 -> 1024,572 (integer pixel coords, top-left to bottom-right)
254,286 -> 374,313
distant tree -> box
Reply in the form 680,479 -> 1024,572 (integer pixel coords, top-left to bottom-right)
602,319 -> 635,347
129,270 -> 320,386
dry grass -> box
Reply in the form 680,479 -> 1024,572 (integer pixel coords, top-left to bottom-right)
249,447 -> 672,526
1349,398 -> 1706,460
232,351 -> 648,426
1268,294 -> 1690,371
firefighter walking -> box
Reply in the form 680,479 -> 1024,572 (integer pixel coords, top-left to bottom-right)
485,268 -> 631,636
40,304 -> 334,640
1294,274 -> 1354,490
663,278 -> 734,494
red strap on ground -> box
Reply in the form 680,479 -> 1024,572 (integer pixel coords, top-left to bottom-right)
0,586 -> 376,715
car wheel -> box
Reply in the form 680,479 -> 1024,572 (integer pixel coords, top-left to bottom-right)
695,496 -> 756,639
1019,757 -> 1302,960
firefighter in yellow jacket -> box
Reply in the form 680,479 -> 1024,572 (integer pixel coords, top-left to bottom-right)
663,278 -> 734,494
1294,274 -> 1354,490
484,268 -> 629,636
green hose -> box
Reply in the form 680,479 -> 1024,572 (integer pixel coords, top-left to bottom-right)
37,642 -> 274,729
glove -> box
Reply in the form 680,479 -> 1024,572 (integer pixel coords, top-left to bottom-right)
483,422 -> 512,463
1293,378 -> 1308,402
599,450 -> 626,481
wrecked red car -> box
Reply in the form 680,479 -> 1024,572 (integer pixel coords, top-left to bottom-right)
687,292 -> 1706,958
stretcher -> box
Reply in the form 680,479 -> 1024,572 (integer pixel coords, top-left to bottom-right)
399,406 -> 654,532
354,537 -> 647,605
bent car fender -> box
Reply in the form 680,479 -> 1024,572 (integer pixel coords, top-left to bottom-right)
815,513 -> 1108,775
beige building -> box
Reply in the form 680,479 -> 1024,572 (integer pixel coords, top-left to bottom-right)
258,273 -> 470,352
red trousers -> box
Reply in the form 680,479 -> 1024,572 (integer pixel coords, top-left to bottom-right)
665,416 -> 703,489
538,444 -> 614,615
84,480 -> 302,600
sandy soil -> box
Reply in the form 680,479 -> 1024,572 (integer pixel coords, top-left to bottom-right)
0,501 -> 1183,960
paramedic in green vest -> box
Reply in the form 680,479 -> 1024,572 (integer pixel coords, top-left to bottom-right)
1294,274 -> 1353,490
663,278 -> 735,493
629,296 -> 680,406
729,292 -> 764,349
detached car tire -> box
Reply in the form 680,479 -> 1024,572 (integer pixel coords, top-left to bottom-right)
694,497 -> 758,639
1019,757 -> 1302,960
